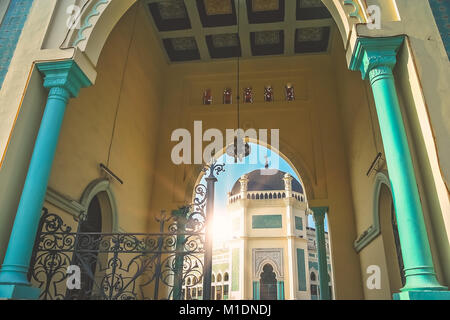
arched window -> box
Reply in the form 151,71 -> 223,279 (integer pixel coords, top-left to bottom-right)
260,264 -> 278,300
203,89 -> 212,105
224,272 -> 229,282
212,274 -> 215,283
217,273 -> 222,282
310,272 -> 316,282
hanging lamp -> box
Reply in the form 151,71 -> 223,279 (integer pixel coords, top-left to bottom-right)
226,1 -> 251,163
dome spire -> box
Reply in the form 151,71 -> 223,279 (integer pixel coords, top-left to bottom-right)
264,155 -> 270,169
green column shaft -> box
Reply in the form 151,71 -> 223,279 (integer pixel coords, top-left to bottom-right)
253,281 -> 260,300
0,60 -> 90,300
350,37 -> 446,295
369,65 -> 443,291
312,207 -> 330,300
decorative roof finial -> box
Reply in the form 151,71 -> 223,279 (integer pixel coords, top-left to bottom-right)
264,154 -> 270,169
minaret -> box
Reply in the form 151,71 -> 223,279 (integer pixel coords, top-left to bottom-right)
239,174 -> 249,200
283,173 -> 293,198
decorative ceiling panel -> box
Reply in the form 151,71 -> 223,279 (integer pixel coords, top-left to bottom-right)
252,0 -> 280,12
163,36 -> 200,62
144,0 -> 333,63
158,0 -> 187,20
197,0 -> 237,27
298,0 -> 324,8
211,33 -> 240,48
296,27 -> 324,42
171,37 -> 198,51
295,27 -> 330,53
148,1 -> 191,31
203,0 -> 233,15
251,30 -> 284,56
255,30 -> 281,45
296,0 -> 331,20
206,33 -> 242,58
247,0 -> 285,24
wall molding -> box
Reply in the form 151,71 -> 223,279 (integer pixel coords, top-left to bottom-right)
45,178 -> 119,232
45,187 -> 86,220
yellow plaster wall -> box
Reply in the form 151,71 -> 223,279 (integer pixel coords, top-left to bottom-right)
332,26 -> 396,299
45,4 -> 167,233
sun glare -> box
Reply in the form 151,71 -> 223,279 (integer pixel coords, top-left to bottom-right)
212,210 -> 232,245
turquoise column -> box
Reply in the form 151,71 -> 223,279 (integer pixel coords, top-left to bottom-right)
0,60 -> 91,299
253,281 -> 260,300
277,281 -> 285,300
350,37 -> 449,300
311,207 -> 330,300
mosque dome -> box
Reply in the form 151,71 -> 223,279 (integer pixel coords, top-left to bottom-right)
230,169 -> 303,196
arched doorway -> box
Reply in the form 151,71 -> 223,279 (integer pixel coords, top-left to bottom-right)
260,264 -> 278,300
379,184 -> 405,295
68,195 -> 103,299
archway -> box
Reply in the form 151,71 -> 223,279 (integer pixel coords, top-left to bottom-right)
68,195 -> 103,299
260,264 -> 278,300
379,183 -> 405,295
7,0 -> 432,302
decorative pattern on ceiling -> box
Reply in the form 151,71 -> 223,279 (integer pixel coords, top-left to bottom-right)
144,0 -> 333,63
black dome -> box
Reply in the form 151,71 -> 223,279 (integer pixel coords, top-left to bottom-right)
230,169 -> 303,195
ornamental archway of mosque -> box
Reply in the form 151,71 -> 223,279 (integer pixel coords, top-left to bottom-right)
20,0 -> 446,301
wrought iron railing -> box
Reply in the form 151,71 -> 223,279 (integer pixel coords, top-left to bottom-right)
29,184 -> 208,300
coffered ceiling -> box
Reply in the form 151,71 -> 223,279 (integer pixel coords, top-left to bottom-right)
143,0 -> 334,63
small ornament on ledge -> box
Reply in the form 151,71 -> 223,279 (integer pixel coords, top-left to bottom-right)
223,88 -> 232,104
203,89 -> 213,105
285,83 -> 295,101
243,87 -> 253,103
264,85 -> 274,102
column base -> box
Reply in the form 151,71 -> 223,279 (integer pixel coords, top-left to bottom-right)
394,290 -> 450,300
0,284 -> 41,300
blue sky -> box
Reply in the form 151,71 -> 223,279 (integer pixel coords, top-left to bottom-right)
200,143 -> 328,232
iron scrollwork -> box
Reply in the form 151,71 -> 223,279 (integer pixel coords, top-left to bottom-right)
29,183 -> 208,300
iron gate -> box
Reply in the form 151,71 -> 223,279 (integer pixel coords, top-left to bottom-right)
28,184 -> 208,300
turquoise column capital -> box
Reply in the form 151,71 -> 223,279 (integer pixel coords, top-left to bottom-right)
349,36 -> 404,81
0,60 -> 91,300
37,60 -> 91,97
311,206 -> 328,225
